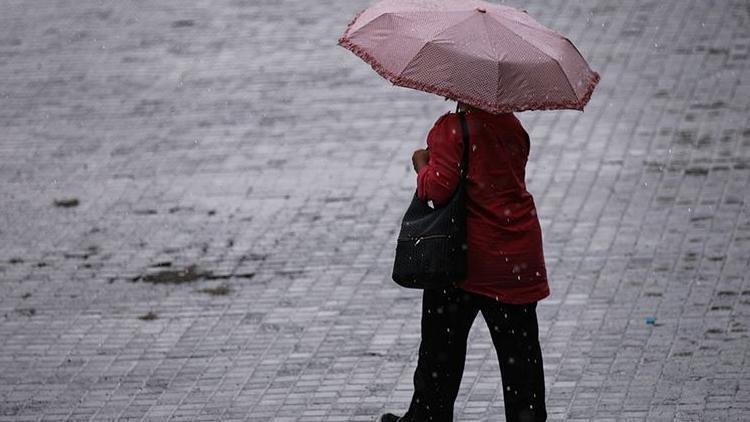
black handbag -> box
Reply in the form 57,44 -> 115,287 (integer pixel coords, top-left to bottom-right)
392,112 -> 470,289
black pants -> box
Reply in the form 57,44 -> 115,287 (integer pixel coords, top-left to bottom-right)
403,286 -> 547,422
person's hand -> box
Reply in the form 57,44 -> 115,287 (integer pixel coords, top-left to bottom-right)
412,148 -> 430,173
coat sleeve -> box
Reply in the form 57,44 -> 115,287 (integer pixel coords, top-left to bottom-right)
416,114 -> 465,206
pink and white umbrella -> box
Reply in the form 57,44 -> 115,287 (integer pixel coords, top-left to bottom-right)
338,0 -> 600,114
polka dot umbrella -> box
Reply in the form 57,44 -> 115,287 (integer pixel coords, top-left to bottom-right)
338,0 -> 600,114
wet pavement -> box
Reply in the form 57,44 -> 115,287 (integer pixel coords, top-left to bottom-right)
1,0 -> 749,421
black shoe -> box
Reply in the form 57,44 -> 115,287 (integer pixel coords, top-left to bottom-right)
380,413 -> 401,422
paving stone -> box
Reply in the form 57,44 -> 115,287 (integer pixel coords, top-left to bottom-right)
0,0 -> 749,420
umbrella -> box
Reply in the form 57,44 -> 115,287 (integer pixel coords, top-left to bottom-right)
338,0 -> 600,114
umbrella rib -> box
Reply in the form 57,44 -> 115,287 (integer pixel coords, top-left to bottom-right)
486,15 -> 578,100
541,46 -> 578,101
428,11 -> 481,42
396,12 -> 479,79
480,13 -> 499,61
492,13 -> 562,39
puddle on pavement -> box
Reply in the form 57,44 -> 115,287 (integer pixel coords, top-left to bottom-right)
168,206 -> 194,214
131,264 -> 254,285
199,285 -> 231,296
138,311 -> 158,321
137,265 -> 208,284
53,198 -> 79,208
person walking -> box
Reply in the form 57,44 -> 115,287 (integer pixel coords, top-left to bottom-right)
380,101 -> 549,422
338,2 -> 599,420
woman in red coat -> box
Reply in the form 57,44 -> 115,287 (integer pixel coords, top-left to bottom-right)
382,103 -> 549,422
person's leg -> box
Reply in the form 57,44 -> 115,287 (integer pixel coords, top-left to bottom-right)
479,297 -> 546,422
402,286 -> 479,422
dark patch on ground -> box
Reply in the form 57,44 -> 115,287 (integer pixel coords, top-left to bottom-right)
690,101 -> 726,110
168,206 -> 195,214
53,198 -> 79,208
697,135 -> 713,148
324,196 -> 353,203
684,167 -> 709,176
199,285 -> 231,296
206,272 -> 255,281
710,305 -> 732,311
63,245 -> 99,260
243,253 -> 267,262
133,209 -> 157,215
267,158 -> 287,168
21,292 -> 31,299
16,308 -> 35,317
137,265 -> 208,284
275,269 -> 305,279
8,257 -> 23,264
133,265 -> 254,284
138,311 -> 158,321
724,195 -> 743,205
643,160 -> 666,172
204,273 -> 231,280
172,19 -> 195,28
242,312 -> 265,324
0,402 -> 24,417
675,130 -> 695,145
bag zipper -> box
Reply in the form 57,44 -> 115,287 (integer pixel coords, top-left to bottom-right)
399,234 -> 451,245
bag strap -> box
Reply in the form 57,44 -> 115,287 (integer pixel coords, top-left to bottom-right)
457,112 -> 470,180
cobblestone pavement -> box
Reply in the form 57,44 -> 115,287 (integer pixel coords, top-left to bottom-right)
1,0 -> 749,421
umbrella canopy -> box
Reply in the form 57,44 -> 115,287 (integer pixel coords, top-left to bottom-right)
338,0 -> 600,114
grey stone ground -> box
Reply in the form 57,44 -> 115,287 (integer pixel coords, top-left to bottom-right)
0,0 -> 749,420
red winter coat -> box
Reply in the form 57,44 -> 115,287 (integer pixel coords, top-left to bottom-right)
416,110 -> 550,304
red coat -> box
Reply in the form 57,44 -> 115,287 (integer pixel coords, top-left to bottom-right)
417,110 -> 550,304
